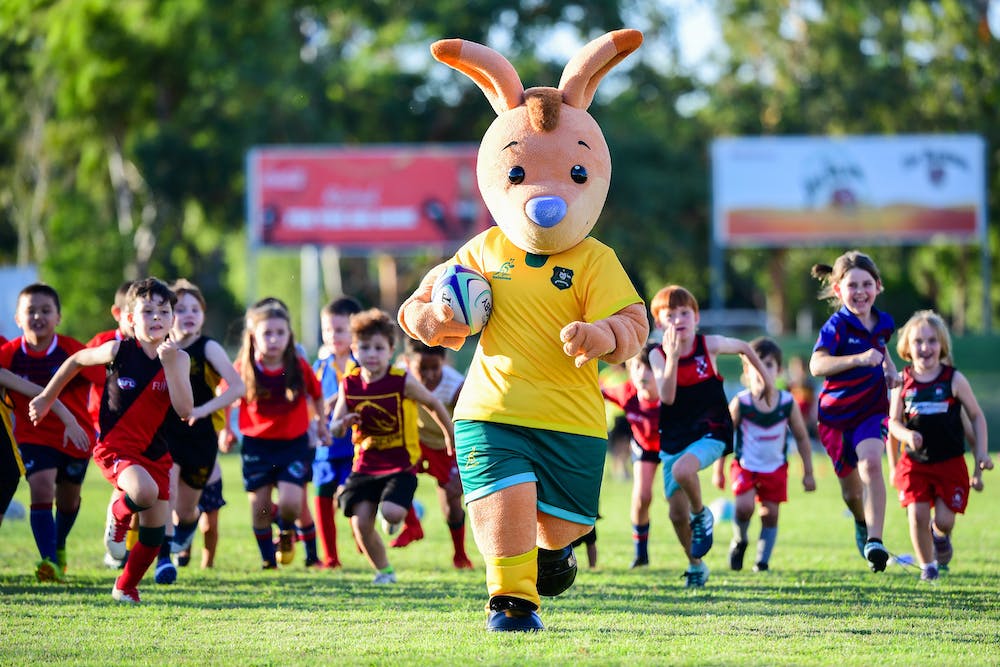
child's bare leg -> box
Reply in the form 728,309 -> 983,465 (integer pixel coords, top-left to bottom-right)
856,438 -> 887,539
837,471 -> 866,523
201,510 -> 219,568
351,501 -> 388,570
667,491 -> 695,563
907,501 -> 933,566
670,453 -> 704,514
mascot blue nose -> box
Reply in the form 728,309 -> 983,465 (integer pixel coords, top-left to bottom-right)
525,196 -> 567,228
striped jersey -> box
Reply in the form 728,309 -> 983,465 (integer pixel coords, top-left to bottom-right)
733,389 -> 795,473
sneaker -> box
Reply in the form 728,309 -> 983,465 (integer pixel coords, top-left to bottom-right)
35,558 -> 63,583
103,552 -> 124,569
864,540 -> 889,573
176,550 -> 191,567
380,517 -> 402,537
262,560 -> 278,570
630,556 -> 649,569
453,553 -> 475,570
389,522 -> 424,548
683,561 -> 710,588
111,583 -> 140,604
753,561 -> 769,572
277,530 -> 296,565
728,540 -> 748,571
154,559 -> 177,585
854,521 -> 868,559
689,508 -> 714,559
104,505 -> 131,561
373,571 -> 397,584
932,531 -> 953,568
921,563 -> 940,582
56,547 -> 67,574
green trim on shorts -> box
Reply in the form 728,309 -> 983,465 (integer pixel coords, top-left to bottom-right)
455,420 -> 605,524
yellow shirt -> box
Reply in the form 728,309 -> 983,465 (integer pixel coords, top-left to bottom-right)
452,227 -> 642,438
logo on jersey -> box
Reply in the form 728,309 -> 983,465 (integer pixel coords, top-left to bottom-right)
551,266 -> 573,290
694,356 -> 709,378
117,377 -> 136,390
492,259 -> 515,281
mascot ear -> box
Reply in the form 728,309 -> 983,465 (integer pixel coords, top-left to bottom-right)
431,39 -> 525,115
558,29 -> 643,110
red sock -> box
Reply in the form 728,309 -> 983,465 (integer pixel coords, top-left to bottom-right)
314,496 -> 339,566
117,537 -> 160,590
450,521 -> 468,559
111,494 -> 141,522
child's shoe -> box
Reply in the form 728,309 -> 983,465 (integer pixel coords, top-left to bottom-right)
154,558 -> 177,585
56,547 -> 67,574
921,563 -> 940,582
630,556 -> 649,569
453,553 -> 474,569
863,539 -> 889,572
932,531 -> 953,568
728,540 -> 748,571
104,505 -> 131,561
753,561 -> 769,572
683,561 -> 710,588
689,508 -> 714,558
373,571 -> 397,584
112,582 -> 140,604
277,530 -> 296,565
35,558 -> 63,583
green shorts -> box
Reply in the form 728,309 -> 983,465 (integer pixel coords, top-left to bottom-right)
455,420 -> 606,525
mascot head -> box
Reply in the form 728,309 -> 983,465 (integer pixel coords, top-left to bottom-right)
431,30 -> 642,256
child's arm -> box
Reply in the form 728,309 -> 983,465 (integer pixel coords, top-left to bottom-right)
809,347 -> 885,378
788,401 -> 816,492
157,339 -> 193,420
885,385 -> 906,482
186,340 -> 246,423
29,341 -> 118,424
1,369 -> 90,450
310,394 -> 330,446
713,395 -> 741,490
887,385 -> 922,452
952,370 -> 992,491
649,336 -> 678,405
405,374 -> 454,456
882,350 -> 900,389
708,335 -> 776,402
328,391 -> 360,439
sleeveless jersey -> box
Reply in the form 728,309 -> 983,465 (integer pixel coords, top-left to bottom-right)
99,338 -> 174,462
313,352 -> 357,459
85,329 -> 125,433
658,335 -> 734,455
733,389 -> 794,473
899,365 -> 964,464
343,366 -> 420,475
416,364 -> 463,451
237,356 -> 322,440
159,336 -> 225,444
601,381 -> 660,453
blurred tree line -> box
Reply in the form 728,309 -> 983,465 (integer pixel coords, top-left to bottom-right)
1,0 -> 997,346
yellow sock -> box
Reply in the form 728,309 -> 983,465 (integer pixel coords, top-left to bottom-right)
125,527 -> 139,551
486,547 -> 540,610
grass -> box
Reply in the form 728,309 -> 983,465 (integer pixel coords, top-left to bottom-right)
2,451 -> 999,666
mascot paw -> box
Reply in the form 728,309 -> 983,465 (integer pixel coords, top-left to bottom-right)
399,298 -> 470,351
560,321 -> 615,368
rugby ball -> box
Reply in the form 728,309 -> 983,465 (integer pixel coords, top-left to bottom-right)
430,264 -> 492,336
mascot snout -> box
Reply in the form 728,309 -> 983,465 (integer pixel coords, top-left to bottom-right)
526,196 -> 567,228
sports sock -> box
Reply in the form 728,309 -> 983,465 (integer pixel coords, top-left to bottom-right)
157,539 -> 172,564
118,525 -> 164,590
757,526 -> 778,565
112,494 -> 145,522
448,516 -> 469,559
55,505 -> 80,549
314,495 -> 339,564
486,547 -> 540,610
276,517 -> 293,534
254,526 -> 276,565
632,522 -> 650,561
735,518 -> 750,545
297,522 -> 318,562
172,519 -> 199,551
30,502 -> 57,561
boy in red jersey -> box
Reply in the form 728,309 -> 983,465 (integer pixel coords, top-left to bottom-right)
30,278 -> 193,603
0,283 -> 102,581
331,309 -> 453,584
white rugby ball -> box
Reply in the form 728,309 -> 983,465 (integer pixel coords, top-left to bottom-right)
431,264 -> 493,336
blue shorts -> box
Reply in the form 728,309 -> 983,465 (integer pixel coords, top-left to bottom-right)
241,434 -> 312,492
18,444 -> 90,485
313,456 -> 353,496
659,437 -> 726,499
455,420 -> 605,526
198,477 -> 227,513
819,413 -> 887,478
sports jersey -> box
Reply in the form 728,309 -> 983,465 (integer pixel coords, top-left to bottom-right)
98,338 -> 175,462
733,389 -> 795,473
898,365 -> 964,464
601,380 -> 659,452
416,364 -> 463,451
159,336 -> 225,443
343,366 -> 420,475
813,306 -> 895,429
313,352 -> 357,459
452,226 -> 642,438
85,329 -> 124,433
658,334 -> 734,455
237,356 -> 322,440
0,335 -> 99,457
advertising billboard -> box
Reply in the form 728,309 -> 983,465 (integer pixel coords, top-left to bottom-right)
247,145 -> 491,248
711,135 -> 985,247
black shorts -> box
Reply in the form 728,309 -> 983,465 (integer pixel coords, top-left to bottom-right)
198,477 -> 226,513
241,434 -> 312,492
168,436 -> 218,490
18,443 -> 89,485
338,471 -> 417,518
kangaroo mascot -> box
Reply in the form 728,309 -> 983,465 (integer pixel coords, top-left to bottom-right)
398,29 -> 648,631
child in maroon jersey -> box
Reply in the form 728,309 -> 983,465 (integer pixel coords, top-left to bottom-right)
0,283 -> 102,581
235,303 -> 328,569
30,278 -> 193,603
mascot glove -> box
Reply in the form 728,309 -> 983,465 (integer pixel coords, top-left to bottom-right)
560,303 -> 649,368
397,266 -> 471,351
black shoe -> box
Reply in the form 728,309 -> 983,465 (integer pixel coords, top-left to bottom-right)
537,545 -> 577,597
630,556 -> 649,569
729,541 -> 748,571
753,561 -> 769,572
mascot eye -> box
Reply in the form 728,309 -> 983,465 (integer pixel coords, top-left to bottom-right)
570,165 -> 588,184
507,166 -> 525,184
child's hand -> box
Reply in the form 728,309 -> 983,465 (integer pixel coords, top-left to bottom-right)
186,404 -> 210,425
62,421 -> 91,452
972,454 -> 993,492
217,427 -> 236,454
157,338 -> 182,363
661,325 -> 681,361
883,365 -> 901,389
28,394 -> 53,425
857,348 -> 884,368
711,466 -> 725,490
907,430 -> 924,450
802,472 -> 816,492
315,420 -> 331,446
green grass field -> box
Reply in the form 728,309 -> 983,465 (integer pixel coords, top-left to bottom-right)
2,452 -> 999,666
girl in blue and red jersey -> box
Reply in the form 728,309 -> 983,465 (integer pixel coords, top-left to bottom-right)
0,283 -> 102,581
887,310 -> 992,581
30,278 -> 194,603
235,303 -> 328,569
809,250 -> 899,573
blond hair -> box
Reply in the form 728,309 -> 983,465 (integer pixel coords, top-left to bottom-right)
896,309 -> 953,365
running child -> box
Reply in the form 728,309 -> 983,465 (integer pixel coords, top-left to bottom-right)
600,342 -> 660,569
0,283 -> 103,581
311,296 -> 362,568
887,310 -> 992,581
29,278 -> 194,603
331,308 -> 453,584
809,250 -> 898,572
236,302 -> 328,569
648,285 -> 774,588
397,338 -> 473,569
154,279 -> 245,583
714,337 -> 816,573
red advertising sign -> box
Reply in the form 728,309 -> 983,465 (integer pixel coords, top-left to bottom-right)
247,145 -> 491,248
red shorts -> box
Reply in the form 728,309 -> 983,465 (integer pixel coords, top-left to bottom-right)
818,412 -> 886,479
417,443 -> 459,487
894,454 -> 969,513
730,460 -> 788,504
93,443 -> 172,501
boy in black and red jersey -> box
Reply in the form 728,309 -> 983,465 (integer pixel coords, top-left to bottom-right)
30,278 -> 193,603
